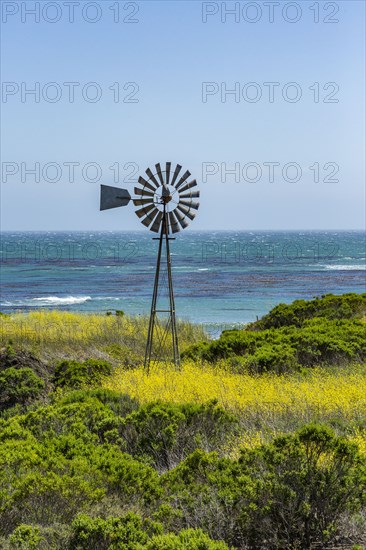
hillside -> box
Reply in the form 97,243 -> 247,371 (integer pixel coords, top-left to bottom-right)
0,294 -> 365,549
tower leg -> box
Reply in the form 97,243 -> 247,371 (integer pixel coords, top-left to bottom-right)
164,216 -> 180,367
144,209 -> 180,372
144,214 -> 164,373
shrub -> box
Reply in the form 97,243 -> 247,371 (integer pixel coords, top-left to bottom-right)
9,524 -> 43,549
238,424 -> 365,548
68,512 -> 153,549
54,359 -> 113,389
252,293 -> 366,329
246,343 -> 298,374
183,300 -> 366,373
59,388 -> 139,418
0,368 -> 44,411
160,425 -> 365,549
122,400 -> 238,471
68,514 -> 230,550
144,528 -> 230,549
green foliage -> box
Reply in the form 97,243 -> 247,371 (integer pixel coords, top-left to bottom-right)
69,512 -> 152,549
9,525 -> 43,549
0,368 -> 45,411
59,388 -> 139,418
160,425 -> 365,549
234,424 -> 363,548
122,400 -> 238,471
0,295 -> 365,548
68,514 -> 230,550
252,292 -> 366,329
143,528 -> 230,549
54,359 -> 113,389
183,294 -> 366,373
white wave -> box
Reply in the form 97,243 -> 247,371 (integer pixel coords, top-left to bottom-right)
321,264 -> 366,271
31,296 -> 92,305
197,268 -> 209,271
94,297 -> 122,301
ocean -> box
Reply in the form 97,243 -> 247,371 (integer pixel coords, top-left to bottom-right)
1,231 -> 365,334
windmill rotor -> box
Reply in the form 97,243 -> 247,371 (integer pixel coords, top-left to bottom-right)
100,162 -> 200,370
132,162 -> 200,234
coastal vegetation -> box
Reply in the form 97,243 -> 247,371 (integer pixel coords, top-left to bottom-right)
0,293 -> 365,548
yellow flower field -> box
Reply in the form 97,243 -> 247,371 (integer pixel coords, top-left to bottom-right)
105,361 -> 366,453
0,311 -> 206,359
106,362 -> 366,417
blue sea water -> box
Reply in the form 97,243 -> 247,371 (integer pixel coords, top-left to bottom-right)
0,231 -> 365,334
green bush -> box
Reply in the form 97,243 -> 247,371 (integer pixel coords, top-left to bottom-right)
252,293 -> 366,329
122,400 -> 238,471
59,388 -> 139,418
246,343 -> 298,374
0,368 -> 44,411
68,514 -> 230,550
238,424 -> 365,548
9,524 -> 43,549
69,512 -> 154,549
144,528 -> 230,549
160,425 -> 365,549
182,295 -> 366,373
54,359 -> 113,389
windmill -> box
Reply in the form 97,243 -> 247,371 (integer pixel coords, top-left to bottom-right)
100,162 -> 200,371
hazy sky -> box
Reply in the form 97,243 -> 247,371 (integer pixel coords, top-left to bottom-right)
1,0 -> 365,231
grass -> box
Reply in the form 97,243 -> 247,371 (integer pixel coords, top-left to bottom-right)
0,310 -> 208,363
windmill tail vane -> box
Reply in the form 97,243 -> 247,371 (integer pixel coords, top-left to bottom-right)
100,162 -> 200,371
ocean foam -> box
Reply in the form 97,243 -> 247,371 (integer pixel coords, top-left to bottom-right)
322,264 -> 366,271
31,296 -> 92,305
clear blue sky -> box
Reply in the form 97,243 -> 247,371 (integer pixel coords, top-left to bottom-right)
1,0 -> 365,231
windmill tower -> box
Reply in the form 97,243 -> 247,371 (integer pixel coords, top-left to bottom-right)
100,162 -> 200,371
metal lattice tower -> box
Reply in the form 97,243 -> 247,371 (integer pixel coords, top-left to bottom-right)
100,162 -> 200,371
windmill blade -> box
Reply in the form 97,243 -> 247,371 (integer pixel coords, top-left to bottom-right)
135,203 -> 156,219
179,199 -> 200,210
155,163 -> 165,186
145,168 -> 160,188
141,207 -> 160,228
177,204 -> 195,221
100,185 -> 131,211
134,187 -> 155,197
178,179 -> 197,194
166,162 -> 171,186
137,176 -> 156,193
175,170 -> 191,191
168,211 -> 181,234
173,208 -> 189,229
180,190 -> 200,199
170,164 -> 182,187
150,211 -> 164,233
133,198 -> 154,206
